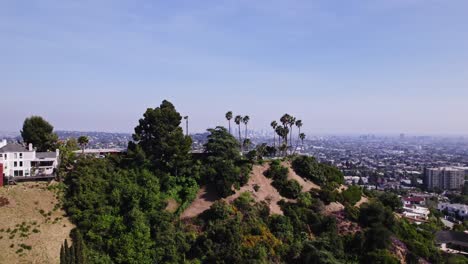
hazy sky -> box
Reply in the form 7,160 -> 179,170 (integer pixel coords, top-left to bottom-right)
1,0 -> 467,135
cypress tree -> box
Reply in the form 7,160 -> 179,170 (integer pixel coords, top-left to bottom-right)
64,239 -> 70,264
70,242 -> 76,264
60,244 -> 66,264
71,229 -> 85,264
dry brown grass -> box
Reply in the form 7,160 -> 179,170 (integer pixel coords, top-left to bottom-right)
0,182 -> 74,264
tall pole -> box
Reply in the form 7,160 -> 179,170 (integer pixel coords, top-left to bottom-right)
184,116 -> 189,137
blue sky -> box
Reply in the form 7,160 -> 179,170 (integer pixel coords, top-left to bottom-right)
1,0 -> 467,135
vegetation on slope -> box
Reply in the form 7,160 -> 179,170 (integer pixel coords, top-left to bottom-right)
54,100 -> 457,263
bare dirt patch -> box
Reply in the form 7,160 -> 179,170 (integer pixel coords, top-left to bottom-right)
0,182 -> 74,264
323,202 -> 345,215
355,196 -> 369,208
181,162 -> 324,219
165,198 -> 179,213
225,163 -> 289,215
180,185 -> 220,220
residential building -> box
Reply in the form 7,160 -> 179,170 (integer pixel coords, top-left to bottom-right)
438,203 -> 468,220
0,139 -> 59,178
424,167 -> 465,191
402,205 -> 430,222
402,196 -> 425,207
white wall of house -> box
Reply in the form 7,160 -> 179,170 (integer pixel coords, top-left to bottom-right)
0,141 -> 59,178
0,150 -> 35,177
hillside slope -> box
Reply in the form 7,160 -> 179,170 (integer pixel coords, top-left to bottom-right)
0,182 -> 74,264
181,162 -> 318,219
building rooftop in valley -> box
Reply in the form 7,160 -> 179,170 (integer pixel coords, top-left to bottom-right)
436,231 -> 468,248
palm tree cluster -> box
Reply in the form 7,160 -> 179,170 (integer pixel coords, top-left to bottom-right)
225,111 -> 250,152
271,114 -> 305,156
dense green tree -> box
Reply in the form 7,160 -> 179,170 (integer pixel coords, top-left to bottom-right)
378,192 -> 402,211
341,185 -> 362,206
359,201 -> 395,228
203,127 -> 250,197
21,115 -> 58,151
131,100 -> 192,177
292,156 -> 344,186
204,127 -> 240,160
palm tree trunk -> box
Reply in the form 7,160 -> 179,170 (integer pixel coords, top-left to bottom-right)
290,126 -> 293,149
245,124 -> 248,141
273,133 -> 276,148
186,119 -> 189,137
228,121 -> 231,134
238,125 -> 242,151
293,127 -> 300,155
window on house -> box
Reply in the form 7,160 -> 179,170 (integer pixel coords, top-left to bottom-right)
14,153 -> 17,159
19,161 -> 23,167
4,154 -> 6,160
0,154 -> 3,158
14,161 -> 17,167
19,153 -> 23,159
14,170 -> 23,176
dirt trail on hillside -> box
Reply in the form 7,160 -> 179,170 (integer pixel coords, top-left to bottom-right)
0,182 -> 74,264
181,162 -> 323,219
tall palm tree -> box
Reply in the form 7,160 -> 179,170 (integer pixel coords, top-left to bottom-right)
243,138 -> 252,152
270,121 -> 278,148
295,119 -> 303,147
234,115 -> 243,151
299,133 -> 306,146
288,116 -> 296,150
183,116 -> 189,136
77,136 -> 89,154
242,116 -> 250,141
280,114 -> 290,149
225,111 -> 233,134
275,126 -> 282,148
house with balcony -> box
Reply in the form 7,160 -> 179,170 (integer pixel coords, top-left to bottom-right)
0,139 -> 59,181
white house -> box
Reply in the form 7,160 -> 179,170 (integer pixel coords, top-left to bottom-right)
402,205 -> 430,222
438,203 -> 468,220
0,139 -> 59,178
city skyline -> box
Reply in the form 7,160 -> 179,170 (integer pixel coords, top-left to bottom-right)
1,0 -> 468,134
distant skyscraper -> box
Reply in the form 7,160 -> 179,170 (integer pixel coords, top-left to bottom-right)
424,167 -> 465,191
400,133 -> 405,139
